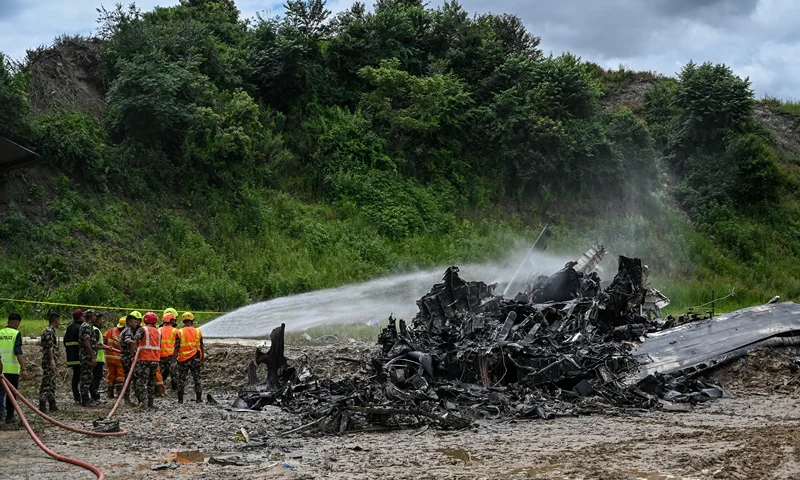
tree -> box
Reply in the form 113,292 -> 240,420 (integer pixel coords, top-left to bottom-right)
358,58 -> 472,183
182,89 -> 290,189
284,0 -> 331,38
106,52 -> 216,155
97,1 -> 247,90
0,53 -> 30,140
486,54 -> 606,199
673,61 -> 754,156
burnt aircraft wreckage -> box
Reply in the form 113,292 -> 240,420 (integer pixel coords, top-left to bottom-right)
232,237 -> 800,435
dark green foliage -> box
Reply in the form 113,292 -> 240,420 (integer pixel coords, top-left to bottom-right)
293,106 -> 393,193
30,112 -> 113,184
644,78 -> 679,148
4,0 -> 800,318
0,53 -> 30,140
182,89 -> 290,189
605,107 -> 658,196
486,54 -> 615,203
672,61 -> 754,158
106,52 -> 216,154
357,58 -> 472,184
726,133 -> 782,203
97,1 -> 247,89
330,170 -> 456,238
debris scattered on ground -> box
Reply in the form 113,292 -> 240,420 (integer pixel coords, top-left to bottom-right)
234,254 -> 732,435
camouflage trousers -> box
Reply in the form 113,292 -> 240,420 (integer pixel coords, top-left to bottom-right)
159,357 -> 176,389
78,356 -> 94,401
39,363 -> 57,404
177,355 -> 202,395
121,358 -> 132,400
133,361 -> 158,406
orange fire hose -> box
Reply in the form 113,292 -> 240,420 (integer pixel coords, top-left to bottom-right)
1,378 -> 128,436
1,376 -> 106,479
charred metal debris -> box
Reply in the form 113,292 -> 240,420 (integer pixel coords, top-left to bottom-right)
234,254 -> 727,435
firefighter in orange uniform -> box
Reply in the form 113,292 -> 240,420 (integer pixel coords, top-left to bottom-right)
172,312 -> 204,404
103,317 -> 125,398
132,312 -> 161,409
159,309 -> 178,391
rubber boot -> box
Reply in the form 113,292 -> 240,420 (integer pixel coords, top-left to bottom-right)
108,387 -> 116,399
195,391 -> 202,403
178,392 -> 184,404
39,400 -> 48,413
48,399 -> 58,412
148,397 -> 155,410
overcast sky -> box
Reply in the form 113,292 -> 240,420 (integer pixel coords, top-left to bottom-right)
1,0 -> 797,99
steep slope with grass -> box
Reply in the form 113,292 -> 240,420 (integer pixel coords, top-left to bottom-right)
1,0 -> 798,331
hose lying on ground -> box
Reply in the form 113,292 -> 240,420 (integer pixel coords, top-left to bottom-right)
107,347 -> 140,420
1,376 -> 106,480
1,378 -> 128,437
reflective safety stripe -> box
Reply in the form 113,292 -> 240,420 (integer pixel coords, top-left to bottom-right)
176,327 -> 203,363
65,339 -> 80,364
104,328 -> 122,365
137,326 -> 161,362
159,325 -> 176,357
0,327 -> 21,374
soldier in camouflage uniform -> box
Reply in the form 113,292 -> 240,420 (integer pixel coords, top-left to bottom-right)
78,314 -> 97,406
119,312 -> 142,404
38,313 -> 61,412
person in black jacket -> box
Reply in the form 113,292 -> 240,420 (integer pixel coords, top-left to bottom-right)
63,309 -> 85,404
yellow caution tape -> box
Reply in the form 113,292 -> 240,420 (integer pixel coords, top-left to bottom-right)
0,297 -> 228,315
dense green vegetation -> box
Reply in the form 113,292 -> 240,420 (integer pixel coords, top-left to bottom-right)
1,0 -> 799,333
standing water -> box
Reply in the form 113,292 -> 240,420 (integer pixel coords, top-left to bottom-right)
199,250 -> 582,338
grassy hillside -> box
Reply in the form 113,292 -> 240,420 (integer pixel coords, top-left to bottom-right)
2,0 -> 799,336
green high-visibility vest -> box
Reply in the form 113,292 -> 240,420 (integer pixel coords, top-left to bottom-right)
93,326 -> 105,363
0,327 -> 21,375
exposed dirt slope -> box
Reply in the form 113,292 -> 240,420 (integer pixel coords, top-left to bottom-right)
753,103 -> 800,159
602,76 -> 655,112
23,38 -> 106,116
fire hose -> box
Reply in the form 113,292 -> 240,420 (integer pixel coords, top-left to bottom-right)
0,347 -> 144,479
1,376 -> 108,479
0,377 -> 128,437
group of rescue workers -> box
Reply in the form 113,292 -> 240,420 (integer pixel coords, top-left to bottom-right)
0,307 -> 205,426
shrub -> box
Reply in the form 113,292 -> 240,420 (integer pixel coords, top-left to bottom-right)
0,53 -> 30,140
673,61 -> 754,156
31,112 -> 113,186
726,133 -> 783,203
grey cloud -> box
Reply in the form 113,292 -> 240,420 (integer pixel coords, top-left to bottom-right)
457,0 -> 760,58
1,0 -> 798,98
451,0 -> 798,98
652,0 -> 758,17
0,0 -> 25,20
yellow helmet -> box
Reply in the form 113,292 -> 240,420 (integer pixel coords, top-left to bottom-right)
163,308 -> 178,319
129,311 -> 143,320
117,317 -> 126,328
181,312 -> 195,322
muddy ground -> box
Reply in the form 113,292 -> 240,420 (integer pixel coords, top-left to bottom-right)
1,343 -> 800,480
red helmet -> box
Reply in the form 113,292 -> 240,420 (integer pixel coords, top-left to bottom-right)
143,311 -> 158,325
